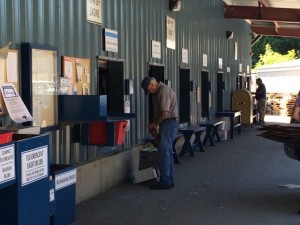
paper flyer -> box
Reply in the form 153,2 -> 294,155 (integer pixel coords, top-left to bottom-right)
0,83 -> 33,123
0,42 -> 12,59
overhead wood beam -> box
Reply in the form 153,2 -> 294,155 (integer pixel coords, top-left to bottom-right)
224,5 -> 300,22
252,26 -> 300,38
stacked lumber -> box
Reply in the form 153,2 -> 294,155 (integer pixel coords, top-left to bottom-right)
257,124 -> 300,144
267,92 -> 298,116
286,94 -> 297,116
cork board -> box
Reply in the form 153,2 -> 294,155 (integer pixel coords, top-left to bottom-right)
62,56 -> 90,95
0,49 -> 19,115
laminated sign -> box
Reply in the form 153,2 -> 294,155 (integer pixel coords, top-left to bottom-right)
0,83 -> 33,123
21,145 -> 48,186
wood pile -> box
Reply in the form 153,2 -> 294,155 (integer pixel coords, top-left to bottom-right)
257,124 -> 300,144
267,92 -> 297,116
286,94 -> 297,116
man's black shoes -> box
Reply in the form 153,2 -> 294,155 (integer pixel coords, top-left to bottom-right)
150,182 -> 171,190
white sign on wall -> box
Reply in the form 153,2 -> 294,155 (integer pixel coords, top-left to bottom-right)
235,42 -> 238,60
0,144 -> 15,184
151,41 -> 161,59
55,169 -> 77,191
86,0 -> 102,25
166,16 -> 176,50
104,28 -> 118,53
218,58 -> 223,70
203,54 -> 208,67
182,48 -> 188,64
21,146 -> 48,186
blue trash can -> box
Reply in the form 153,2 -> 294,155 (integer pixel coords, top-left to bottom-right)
50,164 -> 77,225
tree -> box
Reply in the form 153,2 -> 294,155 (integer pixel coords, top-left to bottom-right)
252,36 -> 300,67
254,43 -> 297,69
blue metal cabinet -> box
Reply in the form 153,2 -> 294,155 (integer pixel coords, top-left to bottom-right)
50,164 -> 77,225
0,134 -> 51,225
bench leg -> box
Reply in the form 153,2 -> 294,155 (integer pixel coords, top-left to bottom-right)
193,131 -> 205,152
212,125 -> 222,142
179,133 -> 195,157
203,127 -> 215,146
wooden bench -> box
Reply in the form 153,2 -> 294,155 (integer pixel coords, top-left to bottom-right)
178,125 -> 206,157
198,120 -> 224,146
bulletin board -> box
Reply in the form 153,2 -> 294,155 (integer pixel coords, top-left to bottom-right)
62,56 -> 90,95
0,49 -> 19,115
21,43 -> 59,131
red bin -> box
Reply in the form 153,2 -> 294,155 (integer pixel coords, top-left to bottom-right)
89,121 -> 128,146
0,132 -> 13,144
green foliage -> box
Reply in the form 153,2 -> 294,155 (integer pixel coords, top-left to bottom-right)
252,36 -> 300,68
254,43 -> 296,69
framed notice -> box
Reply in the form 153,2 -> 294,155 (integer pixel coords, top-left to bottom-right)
21,43 -> 59,132
104,28 -> 118,53
166,16 -> 176,50
86,0 -> 102,25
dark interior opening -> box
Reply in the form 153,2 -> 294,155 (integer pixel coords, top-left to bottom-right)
179,68 -> 190,124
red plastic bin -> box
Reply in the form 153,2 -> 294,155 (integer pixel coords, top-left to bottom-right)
89,121 -> 128,146
0,132 -> 13,144
115,121 -> 128,145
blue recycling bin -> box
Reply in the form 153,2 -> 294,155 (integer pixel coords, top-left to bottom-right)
0,134 -> 51,225
50,164 -> 77,225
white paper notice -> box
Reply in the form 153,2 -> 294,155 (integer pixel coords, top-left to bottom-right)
64,58 -> 73,82
0,144 -> 15,184
0,83 -> 33,123
6,52 -> 18,82
76,59 -> 83,83
0,42 -> 12,59
0,58 -> 4,84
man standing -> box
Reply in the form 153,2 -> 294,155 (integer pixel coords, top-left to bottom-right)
141,76 -> 178,190
255,78 -> 267,124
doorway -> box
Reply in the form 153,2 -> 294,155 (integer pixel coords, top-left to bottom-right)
148,64 -> 165,123
201,70 -> 210,118
179,67 -> 190,125
217,72 -> 224,112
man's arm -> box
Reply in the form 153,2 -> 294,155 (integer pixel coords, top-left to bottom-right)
148,110 -> 169,129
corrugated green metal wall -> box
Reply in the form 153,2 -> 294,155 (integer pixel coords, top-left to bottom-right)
0,0 -> 251,162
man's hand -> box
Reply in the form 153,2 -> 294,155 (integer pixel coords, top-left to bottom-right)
148,122 -> 158,129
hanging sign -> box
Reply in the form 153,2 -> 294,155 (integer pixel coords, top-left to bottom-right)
151,41 -> 161,59
86,0 -> 102,25
104,28 -> 118,53
166,16 -> 176,50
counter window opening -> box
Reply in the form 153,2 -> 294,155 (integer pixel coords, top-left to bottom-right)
97,57 -> 125,114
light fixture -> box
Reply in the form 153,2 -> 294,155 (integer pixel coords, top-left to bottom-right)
226,31 -> 234,39
169,0 -> 181,12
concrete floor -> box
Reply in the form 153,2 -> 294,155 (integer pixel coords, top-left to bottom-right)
74,125 -> 300,225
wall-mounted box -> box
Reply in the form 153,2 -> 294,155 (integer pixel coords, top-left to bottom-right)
58,95 -> 135,121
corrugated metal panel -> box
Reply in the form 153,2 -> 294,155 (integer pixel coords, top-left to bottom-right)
0,0 -> 251,162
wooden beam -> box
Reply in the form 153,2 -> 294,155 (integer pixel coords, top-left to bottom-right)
252,26 -> 300,38
224,5 -> 300,22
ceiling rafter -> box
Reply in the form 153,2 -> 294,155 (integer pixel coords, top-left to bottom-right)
224,5 -> 300,22
223,0 -> 300,38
